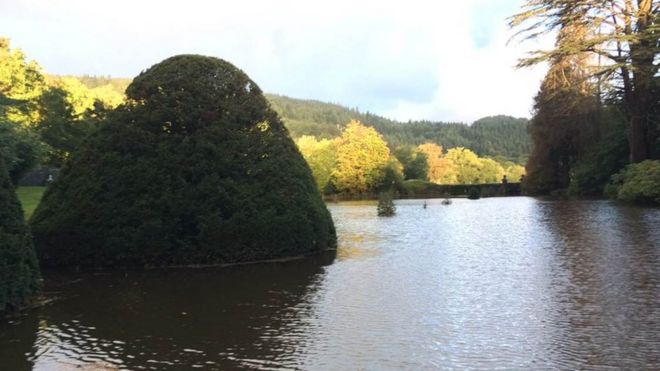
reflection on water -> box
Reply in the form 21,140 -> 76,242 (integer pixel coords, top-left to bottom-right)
1,198 -> 658,369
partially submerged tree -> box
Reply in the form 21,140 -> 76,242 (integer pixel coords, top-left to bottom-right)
377,191 -> 396,216
31,55 -> 336,268
0,153 -> 40,313
510,0 -> 659,162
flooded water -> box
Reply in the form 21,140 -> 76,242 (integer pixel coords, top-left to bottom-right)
1,198 -> 659,370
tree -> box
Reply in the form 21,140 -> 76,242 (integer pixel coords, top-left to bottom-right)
34,87 -> 106,166
445,147 -> 484,184
0,94 -> 43,183
417,143 -> 442,181
49,76 -> 124,116
296,135 -> 337,192
394,146 -> 428,180
510,0 -> 659,162
30,55 -> 336,269
332,120 -> 391,193
0,153 -> 41,313
0,38 -> 46,127
523,20 -> 599,194
0,121 -> 43,184
504,164 -> 527,183
479,157 -> 506,183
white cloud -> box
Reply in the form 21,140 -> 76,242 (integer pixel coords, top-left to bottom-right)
2,0 -> 552,123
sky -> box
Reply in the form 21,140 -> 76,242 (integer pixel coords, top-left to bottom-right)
1,0 -> 552,123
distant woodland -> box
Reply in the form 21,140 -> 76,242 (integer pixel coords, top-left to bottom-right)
1,37 -> 530,196
267,94 -> 531,163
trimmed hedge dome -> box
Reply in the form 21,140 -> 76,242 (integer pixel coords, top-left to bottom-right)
31,55 -> 336,269
0,154 -> 40,312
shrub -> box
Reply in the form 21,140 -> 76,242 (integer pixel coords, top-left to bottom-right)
468,187 -> 481,200
0,154 -> 40,313
605,160 -> 660,205
31,55 -> 336,269
377,191 -> 396,216
0,121 -> 43,184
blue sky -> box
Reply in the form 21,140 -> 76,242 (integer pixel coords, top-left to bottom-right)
2,0 -> 550,123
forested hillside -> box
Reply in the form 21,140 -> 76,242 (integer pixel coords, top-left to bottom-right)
266,94 -> 531,162
63,80 -> 531,162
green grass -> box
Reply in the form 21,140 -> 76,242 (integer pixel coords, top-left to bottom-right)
16,187 -> 46,220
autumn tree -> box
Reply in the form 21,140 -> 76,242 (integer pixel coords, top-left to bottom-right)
332,120 -> 391,193
0,38 -> 46,127
417,143 -> 451,183
479,158 -> 506,183
504,164 -> 527,182
511,0 -> 659,162
445,147 -> 485,184
296,135 -> 337,192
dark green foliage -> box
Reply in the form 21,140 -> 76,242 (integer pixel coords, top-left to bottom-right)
394,146 -> 428,180
267,95 -> 531,162
35,87 -> 96,166
467,187 -> 481,200
0,121 -> 43,184
0,94 -> 43,184
31,55 -> 336,269
568,113 -> 629,196
377,192 -> 396,216
375,161 -> 405,194
605,160 -> 660,205
0,154 -> 41,313
401,180 -> 519,198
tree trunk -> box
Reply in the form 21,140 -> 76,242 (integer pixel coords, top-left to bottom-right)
628,114 -> 649,163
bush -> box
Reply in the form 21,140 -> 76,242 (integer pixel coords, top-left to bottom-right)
377,191 -> 396,216
0,154 -> 41,313
467,187 -> 481,200
569,116 -> 628,196
31,55 -> 336,269
0,121 -> 43,184
605,160 -> 660,205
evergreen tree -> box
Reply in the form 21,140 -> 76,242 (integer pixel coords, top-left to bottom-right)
0,153 -> 40,313
31,55 -> 336,269
511,0 -> 659,162
524,21 -> 598,194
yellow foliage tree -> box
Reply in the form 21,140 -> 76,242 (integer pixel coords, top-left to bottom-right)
479,157 -> 506,183
332,120 -> 390,193
296,135 -> 337,191
505,164 -> 526,183
417,142 -> 459,184
0,38 -> 46,126
445,147 -> 484,184
50,77 -> 124,117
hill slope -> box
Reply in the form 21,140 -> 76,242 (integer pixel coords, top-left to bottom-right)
69,78 -> 531,162
266,94 -> 531,162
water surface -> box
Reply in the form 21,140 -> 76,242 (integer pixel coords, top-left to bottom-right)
1,198 -> 659,370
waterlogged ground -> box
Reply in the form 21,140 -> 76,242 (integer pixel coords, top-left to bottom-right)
1,198 -> 659,370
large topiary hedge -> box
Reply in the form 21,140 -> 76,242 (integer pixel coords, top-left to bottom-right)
0,154 -> 40,313
31,55 -> 336,269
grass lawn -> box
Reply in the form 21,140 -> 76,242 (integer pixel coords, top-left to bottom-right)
16,186 -> 46,220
